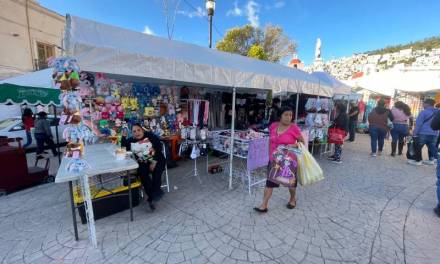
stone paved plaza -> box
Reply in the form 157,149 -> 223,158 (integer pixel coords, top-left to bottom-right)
0,134 -> 439,264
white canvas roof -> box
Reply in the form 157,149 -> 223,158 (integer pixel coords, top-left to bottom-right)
64,15 -> 332,97
311,71 -> 352,95
0,68 -> 54,89
343,69 -> 440,96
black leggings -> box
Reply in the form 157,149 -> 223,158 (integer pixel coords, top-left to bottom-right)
137,160 -> 166,202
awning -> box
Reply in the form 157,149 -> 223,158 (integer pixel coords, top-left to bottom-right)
0,83 -> 60,106
64,15 -> 333,97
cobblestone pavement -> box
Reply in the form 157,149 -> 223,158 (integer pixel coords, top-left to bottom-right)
0,134 -> 439,264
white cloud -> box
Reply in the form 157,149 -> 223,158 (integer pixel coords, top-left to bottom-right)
142,26 -> 155,35
246,1 -> 260,27
274,1 -> 285,8
227,1 -> 243,16
177,6 -> 206,18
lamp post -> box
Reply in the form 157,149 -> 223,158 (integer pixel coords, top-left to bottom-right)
206,0 -> 215,48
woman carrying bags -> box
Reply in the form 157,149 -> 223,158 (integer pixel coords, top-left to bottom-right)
254,106 -> 305,213
328,102 -> 349,164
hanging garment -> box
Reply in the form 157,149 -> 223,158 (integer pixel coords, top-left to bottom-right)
193,100 -> 200,126
203,101 -> 209,125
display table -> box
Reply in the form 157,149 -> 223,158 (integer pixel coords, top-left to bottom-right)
55,143 -> 139,248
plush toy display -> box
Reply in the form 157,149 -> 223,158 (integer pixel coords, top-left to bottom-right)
79,71 -> 95,98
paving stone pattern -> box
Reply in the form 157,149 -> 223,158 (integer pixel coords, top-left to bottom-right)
0,134 -> 439,263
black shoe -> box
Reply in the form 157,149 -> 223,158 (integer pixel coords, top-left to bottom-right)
391,153 -> 396,157
148,201 -> 156,211
434,206 -> 440,218
286,203 -> 296,209
253,207 -> 268,213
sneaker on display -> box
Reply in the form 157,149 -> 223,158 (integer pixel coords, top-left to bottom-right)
407,160 -> 423,166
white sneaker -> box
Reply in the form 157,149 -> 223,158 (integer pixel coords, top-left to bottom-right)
371,153 -> 377,157
422,160 -> 436,165
407,160 -> 423,166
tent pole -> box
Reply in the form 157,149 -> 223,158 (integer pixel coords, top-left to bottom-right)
229,87 -> 236,190
295,93 -> 300,124
53,104 -> 61,165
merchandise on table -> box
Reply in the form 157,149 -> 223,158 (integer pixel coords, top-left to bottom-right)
304,98 -> 331,143
211,129 -> 267,158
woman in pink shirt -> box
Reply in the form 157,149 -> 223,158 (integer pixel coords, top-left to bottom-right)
254,106 -> 304,213
390,101 -> 412,156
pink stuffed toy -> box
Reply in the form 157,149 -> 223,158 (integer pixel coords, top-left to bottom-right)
101,106 -> 110,120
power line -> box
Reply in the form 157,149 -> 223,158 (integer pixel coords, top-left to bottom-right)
181,0 -> 224,39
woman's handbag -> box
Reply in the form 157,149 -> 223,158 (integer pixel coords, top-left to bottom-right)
297,143 -> 324,186
328,127 -> 346,144
267,146 -> 298,188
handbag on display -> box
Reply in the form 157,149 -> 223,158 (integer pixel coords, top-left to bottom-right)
328,127 -> 347,144
297,143 -> 324,186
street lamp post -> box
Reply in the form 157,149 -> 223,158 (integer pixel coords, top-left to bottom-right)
206,0 -> 215,48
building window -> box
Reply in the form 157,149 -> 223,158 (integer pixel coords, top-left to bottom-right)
36,42 -> 55,70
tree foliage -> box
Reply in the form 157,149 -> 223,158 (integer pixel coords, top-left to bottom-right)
247,44 -> 267,60
216,24 -> 296,62
368,36 -> 440,55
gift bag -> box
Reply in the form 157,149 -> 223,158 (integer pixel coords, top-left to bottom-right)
328,127 -> 346,145
267,146 -> 298,188
297,143 -> 324,186
406,136 -> 416,160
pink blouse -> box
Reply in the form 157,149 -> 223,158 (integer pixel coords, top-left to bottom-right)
269,122 -> 302,161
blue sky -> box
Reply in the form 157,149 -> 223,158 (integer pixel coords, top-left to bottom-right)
39,0 -> 440,65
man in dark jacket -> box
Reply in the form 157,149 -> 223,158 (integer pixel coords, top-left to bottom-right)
430,110 -> 440,217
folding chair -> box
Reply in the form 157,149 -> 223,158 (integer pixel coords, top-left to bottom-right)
161,142 -> 170,192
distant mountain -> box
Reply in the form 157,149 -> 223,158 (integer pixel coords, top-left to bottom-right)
367,36 -> 440,55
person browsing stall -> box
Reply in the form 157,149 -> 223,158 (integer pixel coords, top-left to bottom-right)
254,106 -> 305,213
121,123 -> 166,211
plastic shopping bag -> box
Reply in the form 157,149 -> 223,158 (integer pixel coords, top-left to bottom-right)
297,143 -> 324,186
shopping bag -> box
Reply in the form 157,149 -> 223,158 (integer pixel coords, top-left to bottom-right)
297,143 -> 324,186
406,136 -> 416,160
267,146 -> 299,188
328,127 -> 346,144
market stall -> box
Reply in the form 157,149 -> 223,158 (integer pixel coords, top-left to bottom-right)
57,14 -> 333,246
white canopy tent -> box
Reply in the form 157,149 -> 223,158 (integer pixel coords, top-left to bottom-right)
343,69 -> 440,97
0,68 -> 55,89
64,15 -> 333,190
311,71 -> 352,95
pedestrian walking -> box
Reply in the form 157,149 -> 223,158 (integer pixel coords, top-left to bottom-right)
390,101 -> 412,156
328,102 -> 349,163
348,101 -> 359,142
34,112 -> 58,158
430,108 -> 440,217
21,108 -> 34,148
254,106 -> 305,213
368,99 -> 393,157
408,99 -> 438,166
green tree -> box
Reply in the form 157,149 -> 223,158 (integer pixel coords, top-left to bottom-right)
216,24 -> 296,62
247,44 -> 267,60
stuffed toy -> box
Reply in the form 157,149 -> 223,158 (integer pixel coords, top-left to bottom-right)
62,92 -> 82,114
66,158 -> 89,173
79,71 -> 95,98
63,125 -> 81,143
131,138 -> 155,162
95,73 -> 110,96
99,119 -> 111,136
101,106 -> 110,120
121,97 -> 130,109
130,98 -> 139,111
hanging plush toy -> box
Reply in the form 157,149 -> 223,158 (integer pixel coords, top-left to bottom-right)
78,71 -> 95,98
95,73 -> 110,96
66,158 -> 89,173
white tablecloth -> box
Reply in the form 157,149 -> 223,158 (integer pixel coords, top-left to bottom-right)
55,143 -> 139,183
